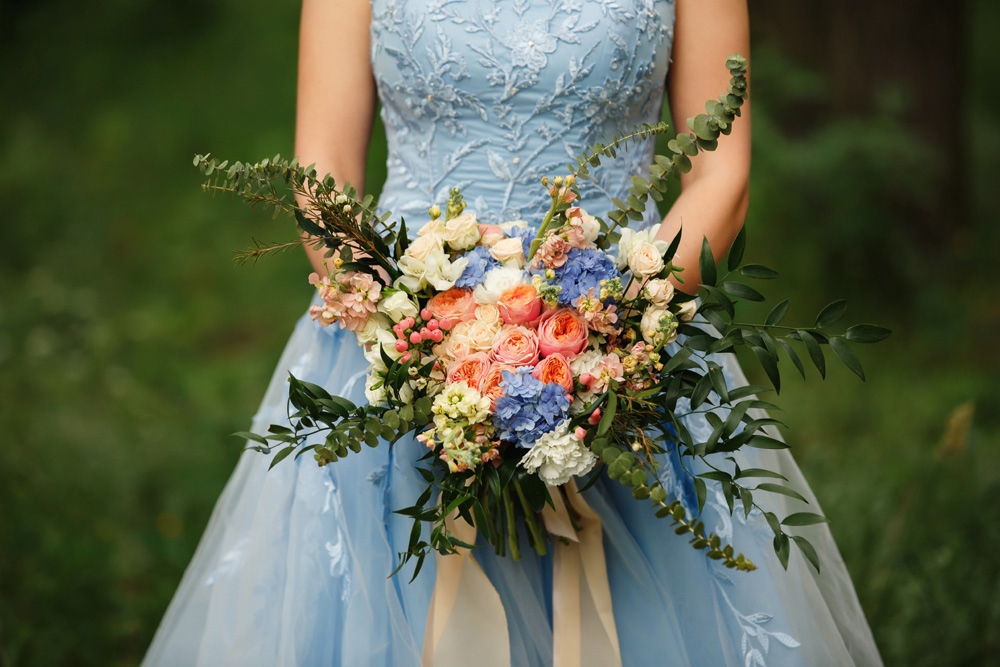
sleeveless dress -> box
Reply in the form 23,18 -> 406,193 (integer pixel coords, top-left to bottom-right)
143,1 -> 883,665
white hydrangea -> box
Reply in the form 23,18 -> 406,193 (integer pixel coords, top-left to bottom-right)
473,266 -> 529,304
616,224 -> 671,271
520,420 -> 598,486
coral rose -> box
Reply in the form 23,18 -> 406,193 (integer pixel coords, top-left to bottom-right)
446,352 -> 492,390
537,308 -> 588,359
490,326 -> 540,366
498,284 -> 542,326
427,287 -> 478,323
532,353 -> 573,395
481,362 -> 516,409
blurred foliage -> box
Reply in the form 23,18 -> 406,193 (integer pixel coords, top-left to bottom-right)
1,0 -> 998,665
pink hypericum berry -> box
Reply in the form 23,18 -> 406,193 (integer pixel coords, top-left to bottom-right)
439,318 -> 453,331
427,319 -> 440,330
421,308 -> 433,321
394,340 -> 408,353
402,317 -> 415,329
419,327 -> 431,339
579,372 -> 593,386
574,427 -> 587,440
588,409 -> 601,425
409,332 -> 421,344
431,329 -> 444,342
401,353 -> 412,363
433,361 -> 442,371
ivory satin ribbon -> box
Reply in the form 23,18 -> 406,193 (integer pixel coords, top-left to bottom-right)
422,480 -> 622,667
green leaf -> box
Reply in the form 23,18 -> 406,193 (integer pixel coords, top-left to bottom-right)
693,477 -> 707,513
777,339 -> 805,379
597,391 -> 617,436
782,512 -> 829,526
830,337 -> 865,381
721,281 -> 764,302
751,346 -> 780,394
739,264 -> 779,280
741,488 -> 753,518
791,535 -> 821,573
383,410 -> 401,431
233,431 -> 268,446
815,299 -> 848,329
845,324 -> 892,343
765,299 -> 791,327
746,435 -> 789,450
774,533 -> 790,569
755,483 -> 808,504
736,468 -> 788,481
269,446 -> 295,470
727,225 -> 746,271
699,236 -> 717,286
798,329 -> 826,379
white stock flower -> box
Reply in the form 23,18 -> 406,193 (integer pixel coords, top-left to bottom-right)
519,421 -> 598,486
489,237 -> 526,268
377,290 -> 419,321
473,266 -> 529,305
616,224 -> 670,271
397,250 -> 469,292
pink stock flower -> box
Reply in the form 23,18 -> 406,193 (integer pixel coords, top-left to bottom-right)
587,353 -> 625,394
537,308 -> 588,359
497,284 -> 543,325
490,326 -> 540,366
574,288 -> 620,336
334,271 -> 382,331
445,352 -> 492,390
531,233 -> 571,269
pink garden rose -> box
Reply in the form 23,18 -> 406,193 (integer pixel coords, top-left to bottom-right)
445,352 -> 492,390
490,326 -> 540,367
481,363 -> 516,409
427,287 -> 478,324
497,284 -> 542,326
532,353 -> 573,395
537,308 -> 588,359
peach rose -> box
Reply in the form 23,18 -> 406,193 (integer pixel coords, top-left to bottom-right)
490,237 -> 527,268
479,224 -> 505,246
537,308 -> 588,359
436,321 -> 471,361
474,304 -> 503,328
481,363 -> 516,409
498,284 -> 543,326
427,287 -> 478,323
490,325 -> 540,366
465,319 -> 502,354
532,353 -> 573,394
446,352 -> 492,390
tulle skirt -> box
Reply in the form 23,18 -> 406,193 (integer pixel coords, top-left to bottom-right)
143,297 -> 882,666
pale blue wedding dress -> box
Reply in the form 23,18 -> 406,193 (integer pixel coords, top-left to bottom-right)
143,0 -> 883,664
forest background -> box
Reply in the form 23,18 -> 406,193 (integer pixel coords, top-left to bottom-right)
1,0 -> 997,665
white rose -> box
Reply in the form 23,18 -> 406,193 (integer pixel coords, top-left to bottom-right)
519,421 -> 598,486
473,266 -> 529,305
578,209 -> 601,243
640,307 -> 677,345
480,226 -> 505,247
628,241 -> 665,278
465,319 -> 502,353
676,299 -> 698,322
404,233 -> 445,262
489,237 -> 526,268
616,224 -> 670,271
644,279 -> 675,306
374,328 -> 404,361
377,290 -> 419,321
417,218 -> 444,237
356,313 -> 391,346
499,219 -> 529,232
440,212 -> 481,251
474,304 -> 503,328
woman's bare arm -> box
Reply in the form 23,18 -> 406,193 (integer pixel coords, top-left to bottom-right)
295,0 -> 378,276
659,0 -> 751,293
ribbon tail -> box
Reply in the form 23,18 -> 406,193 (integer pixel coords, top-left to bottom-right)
422,506 -> 511,667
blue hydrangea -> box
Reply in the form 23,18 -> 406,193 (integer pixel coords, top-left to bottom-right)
493,367 -> 571,447
551,247 -> 621,306
455,245 -> 500,289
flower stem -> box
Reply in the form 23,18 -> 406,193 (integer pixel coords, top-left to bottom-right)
503,487 -> 521,561
513,480 -> 548,556
527,195 -> 562,261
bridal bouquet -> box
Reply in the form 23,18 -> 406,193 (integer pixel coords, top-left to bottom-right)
194,55 -> 889,578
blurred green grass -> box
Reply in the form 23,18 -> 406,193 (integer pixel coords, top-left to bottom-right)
1,0 -> 998,665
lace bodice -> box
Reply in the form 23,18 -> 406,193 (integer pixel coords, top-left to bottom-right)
370,0 -> 676,226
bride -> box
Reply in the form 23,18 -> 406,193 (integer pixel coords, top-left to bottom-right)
143,0 -> 883,664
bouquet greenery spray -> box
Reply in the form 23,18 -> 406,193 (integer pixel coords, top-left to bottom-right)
194,55 -> 890,580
